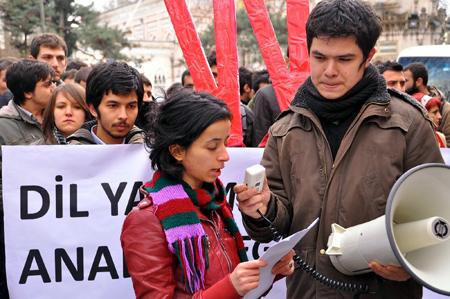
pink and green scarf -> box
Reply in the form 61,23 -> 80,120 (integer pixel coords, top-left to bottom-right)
142,171 -> 248,294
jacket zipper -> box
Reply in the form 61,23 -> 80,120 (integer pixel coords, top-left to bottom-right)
321,134 -> 328,183
342,101 -> 390,142
313,101 -> 389,187
201,217 -> 234,273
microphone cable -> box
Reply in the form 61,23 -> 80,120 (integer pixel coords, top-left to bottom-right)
256,209 -> 376,296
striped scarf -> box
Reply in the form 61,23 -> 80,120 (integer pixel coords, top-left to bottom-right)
143,171 -> 248,294
52,126 -> 68,145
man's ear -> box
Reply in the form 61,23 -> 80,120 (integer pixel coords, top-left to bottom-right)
28,55 -> 35,60
416,77 -> 424,87
169,144 -> 184,162
364,48 -> 376,67
244,84 -> 251,93
89,104 -> 98,119
23,91 -> 33,100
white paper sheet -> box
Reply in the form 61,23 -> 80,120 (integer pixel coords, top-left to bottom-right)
244,218 -> 319,299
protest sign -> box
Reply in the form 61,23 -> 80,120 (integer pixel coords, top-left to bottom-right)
3,145 -> 448,298
3,145 -> 286,298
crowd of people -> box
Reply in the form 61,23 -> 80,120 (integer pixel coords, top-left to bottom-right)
0,0 -> 447,298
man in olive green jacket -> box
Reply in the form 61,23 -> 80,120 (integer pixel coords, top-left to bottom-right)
0,59 -> 55,299
234,0 -> 444,298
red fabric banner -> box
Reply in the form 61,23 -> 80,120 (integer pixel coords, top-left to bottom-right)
164,0 -> 243,146
243,0 -> 310,111
164,0 -> 311,145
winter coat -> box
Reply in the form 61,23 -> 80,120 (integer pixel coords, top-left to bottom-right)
242,89 -> 444,299
31,137 -> 54,145
252,85 -> 281,147
0,99 -> 43,299
121,197 -> 242,299
241,102 -> 255,147
438,101 -> 450,147
0,100 -> 42,146
0,99 -> 43,207
66,120 -> 145,144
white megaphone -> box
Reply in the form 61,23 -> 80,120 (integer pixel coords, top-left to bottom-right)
326,163 -> 450,296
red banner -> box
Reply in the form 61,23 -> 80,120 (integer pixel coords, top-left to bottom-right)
244,0 -> 310,111
164,0 -> 311,145
164,0 -> 242,146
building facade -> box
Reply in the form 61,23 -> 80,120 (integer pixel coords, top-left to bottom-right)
369,0 -> 447,62
76,0 -> 448,90
87,0 -> 214,93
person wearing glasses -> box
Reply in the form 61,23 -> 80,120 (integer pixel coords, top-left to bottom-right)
0,58 -> 56,299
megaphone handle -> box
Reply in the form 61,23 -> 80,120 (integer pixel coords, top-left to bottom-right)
257,209 -> 375,295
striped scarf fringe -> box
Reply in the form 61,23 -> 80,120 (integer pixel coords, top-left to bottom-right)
143,171 -> 247,294
173,236 -> 208,293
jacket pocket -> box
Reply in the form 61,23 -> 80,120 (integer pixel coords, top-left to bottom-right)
271,114 -> 311,137
361,172 -> 387,216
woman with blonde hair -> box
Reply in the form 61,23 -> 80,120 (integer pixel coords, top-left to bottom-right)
34,83 -> 93,145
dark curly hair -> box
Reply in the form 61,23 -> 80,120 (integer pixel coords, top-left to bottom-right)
306,0 -> 382,64
86,62 -> 144,114
146,90 -> 232,182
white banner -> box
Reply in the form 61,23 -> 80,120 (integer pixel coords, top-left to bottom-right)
3,145 -> 287,299
3,145 -> 449,299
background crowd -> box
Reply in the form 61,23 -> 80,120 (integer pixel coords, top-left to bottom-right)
0,0 -> 448,297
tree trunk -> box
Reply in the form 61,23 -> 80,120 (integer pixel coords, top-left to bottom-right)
59,10 -> 64,35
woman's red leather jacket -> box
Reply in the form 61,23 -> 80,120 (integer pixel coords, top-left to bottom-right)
121,197 -> 243,299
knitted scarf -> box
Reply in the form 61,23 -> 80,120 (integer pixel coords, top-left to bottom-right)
292,64 -> 384,123
52,126 -> 68,145
143,171 -> 248,294
291,64 -> 390,158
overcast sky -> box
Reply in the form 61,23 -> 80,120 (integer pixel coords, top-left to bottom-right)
74,0 -> 110,12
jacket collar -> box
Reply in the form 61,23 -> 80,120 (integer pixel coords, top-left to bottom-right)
66,120 -> 145,144
0,100 -> 40,125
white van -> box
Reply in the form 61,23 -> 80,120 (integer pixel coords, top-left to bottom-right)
397,45 -> 450,101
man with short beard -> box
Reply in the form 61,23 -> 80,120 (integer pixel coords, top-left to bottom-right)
404,62 -> 450,147
67,62 -> 145,145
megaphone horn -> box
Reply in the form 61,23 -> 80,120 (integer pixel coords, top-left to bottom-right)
326,163 -> 450,296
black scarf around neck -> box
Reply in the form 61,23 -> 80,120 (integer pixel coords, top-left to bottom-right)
291,64 -> 389,159
297,64 -> 383,122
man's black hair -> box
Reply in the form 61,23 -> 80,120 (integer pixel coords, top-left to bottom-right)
6,59 -> 55,106
404,62 -> 429,86
181,69 -> 191,86
140,74 -> 152,87
376,60 -> 404,74
74,67 -> 92,84
239,67 -> 253,96
61,69 -> 77,81
86,61 -> 144,113
29,33 -> 68,58
207,50 -> 217,67
252,69 -> 270,93
66,60 -> 88,71
0,57 -> 19,72
306,0 -> 382,64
